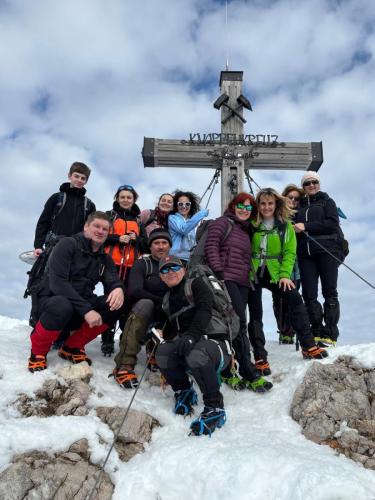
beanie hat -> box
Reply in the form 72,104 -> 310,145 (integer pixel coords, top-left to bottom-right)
301,171 -> 320,186
148,228 -> 172,247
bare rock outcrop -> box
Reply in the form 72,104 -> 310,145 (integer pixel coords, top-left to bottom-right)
96,406 -> 160,462
0,439 -> 113,500
291,355 -> 375,470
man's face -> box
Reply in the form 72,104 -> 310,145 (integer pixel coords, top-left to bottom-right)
160,265 -> 185,287
84,218 -> 110,247
150,239 -> 170,261
69,172 -> 87,189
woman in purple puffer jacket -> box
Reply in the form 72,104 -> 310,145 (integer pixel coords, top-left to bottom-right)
205,193 -> 271,392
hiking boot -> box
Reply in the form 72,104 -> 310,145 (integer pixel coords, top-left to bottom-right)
28,353 -> 47,373
221,374 -> 246,391
58,346 -> 92,365
111,367 -> 139,389
255,359 -> 271,376
302,345 -> 328,360
245,376 -> 273,393
174,385 -> 198,415
316,337 -> 337,348
101,329 -> 115,357
190,407 -> 226,437
279,333 -> 295,345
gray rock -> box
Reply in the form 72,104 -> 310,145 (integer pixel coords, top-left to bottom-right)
291,356 -> 375,470
0,442 -> 113,500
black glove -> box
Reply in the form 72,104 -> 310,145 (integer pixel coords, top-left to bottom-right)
175,335 -> 196,356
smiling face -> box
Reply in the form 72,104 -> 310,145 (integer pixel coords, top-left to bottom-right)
117,189 -> 135,210
303,179 -> 320,197
258,194 -> 276,220
68,171 -> 87,189
158,194 -> 174,212
286,190 -> 301,209
234,198 -> 252,221
84,217 -> 110,250
159,265 -> 185,287
177,196 -> 191,218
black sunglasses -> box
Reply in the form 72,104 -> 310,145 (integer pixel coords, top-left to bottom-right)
303,180 -> 319,187
287,195 -> 300,201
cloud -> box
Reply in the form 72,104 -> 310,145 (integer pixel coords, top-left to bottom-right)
0,0 -> 374,343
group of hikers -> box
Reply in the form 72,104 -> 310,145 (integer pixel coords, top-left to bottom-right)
25,161 -> 344,436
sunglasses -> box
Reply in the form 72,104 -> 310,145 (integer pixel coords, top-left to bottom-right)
303,180 -> 319,187
287,196 -> 300,202
117,184 -> 134,192
236,203 -> 252,211
177,202 -> 191,208
160,265 -> 183,274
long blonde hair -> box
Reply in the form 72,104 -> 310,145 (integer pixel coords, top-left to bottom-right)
256,187 -> 294,223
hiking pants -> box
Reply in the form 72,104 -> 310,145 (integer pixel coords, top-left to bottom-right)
298,253 -> 340,340
115,298 -> 162,368
248,269 -> 315,360
225,281 -> 248,331
156,338 -> 231,408
31,294 -> 124,355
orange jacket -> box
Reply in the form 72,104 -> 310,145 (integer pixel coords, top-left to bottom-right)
105,218 -> 140,267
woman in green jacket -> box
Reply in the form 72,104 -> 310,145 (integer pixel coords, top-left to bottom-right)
247,188 -> 327,375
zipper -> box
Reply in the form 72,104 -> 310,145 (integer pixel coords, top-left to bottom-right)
305,197 -> 310,256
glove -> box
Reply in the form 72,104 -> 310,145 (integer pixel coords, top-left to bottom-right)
175,335 -> 196,356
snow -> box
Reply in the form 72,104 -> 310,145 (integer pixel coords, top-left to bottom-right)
1,315 -> 375,500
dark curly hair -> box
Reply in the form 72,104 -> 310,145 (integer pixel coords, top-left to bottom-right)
228,192 -> 257,220
172,190 -> 201,216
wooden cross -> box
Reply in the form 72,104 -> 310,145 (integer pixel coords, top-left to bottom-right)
142,71 -> 323,211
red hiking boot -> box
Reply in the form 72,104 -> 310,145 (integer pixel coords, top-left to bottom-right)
58,346 -> 92,365
302,345 -> 328,360
28,353 -> 47,373
255,359 -> 271,376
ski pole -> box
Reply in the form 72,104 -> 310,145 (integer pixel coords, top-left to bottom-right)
303,231 -> 375,290
86,341 -> 158,500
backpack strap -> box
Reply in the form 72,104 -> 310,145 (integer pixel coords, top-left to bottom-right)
223,218 -> 235,242
162,279 -> 195,327
52,192 -> 67,222
141,255 -> 154,279
144,209 -> 156,228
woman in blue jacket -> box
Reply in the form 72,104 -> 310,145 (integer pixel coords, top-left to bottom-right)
168,190 -> 208,263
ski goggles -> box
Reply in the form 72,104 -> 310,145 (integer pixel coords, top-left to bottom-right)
177,202 -> 191,208
236,203 -> 252,211
160,265 -> 183,274
303,180 -> 319,187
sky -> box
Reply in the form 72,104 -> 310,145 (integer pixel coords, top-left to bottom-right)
0,0 -> 374,342
1,317 -> 375,499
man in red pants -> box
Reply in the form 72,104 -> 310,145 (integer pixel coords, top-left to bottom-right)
28,211 -> 125,372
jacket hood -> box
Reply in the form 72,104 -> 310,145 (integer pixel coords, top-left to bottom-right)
300,190 -> 330,207
60,182 -> 87,197
112,201 -> 141,217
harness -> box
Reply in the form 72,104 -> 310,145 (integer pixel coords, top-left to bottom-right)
253,222 -> 286,277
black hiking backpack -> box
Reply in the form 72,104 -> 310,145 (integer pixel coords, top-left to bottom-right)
162,265 -> 240,342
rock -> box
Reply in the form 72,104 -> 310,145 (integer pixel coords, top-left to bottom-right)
0,442 -> 113,499
57,362 -> 93,382
15,378 -> 91,417
291,356 -> 375,470
96,406 -> 160,462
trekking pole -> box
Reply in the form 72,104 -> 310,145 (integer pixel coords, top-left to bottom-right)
303,231 -> 375,290
118,243 -> 131,281
86,341 -> 158,500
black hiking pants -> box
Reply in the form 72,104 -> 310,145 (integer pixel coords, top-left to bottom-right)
156,338 -> 231,408
248,269 -> 315,360
298,253 -> 340,340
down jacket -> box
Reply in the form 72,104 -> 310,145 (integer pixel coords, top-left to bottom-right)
205,210 -> 253,286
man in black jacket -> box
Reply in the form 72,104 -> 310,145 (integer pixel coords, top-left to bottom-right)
155,256 -> 232,437
112,229 -> 171,388
33,162 -> 96,256
28,211 -> 125,373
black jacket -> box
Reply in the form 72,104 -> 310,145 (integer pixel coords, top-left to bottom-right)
163,277 -> 213,341
295,191 -> 342,258
34,183 -> 96,249
39,233 -> 123,317
128,256 -> 169,304
105,202 -> 149,254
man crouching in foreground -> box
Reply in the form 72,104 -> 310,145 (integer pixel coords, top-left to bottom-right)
28,211 -> 125,372
155,256 -> 232,437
